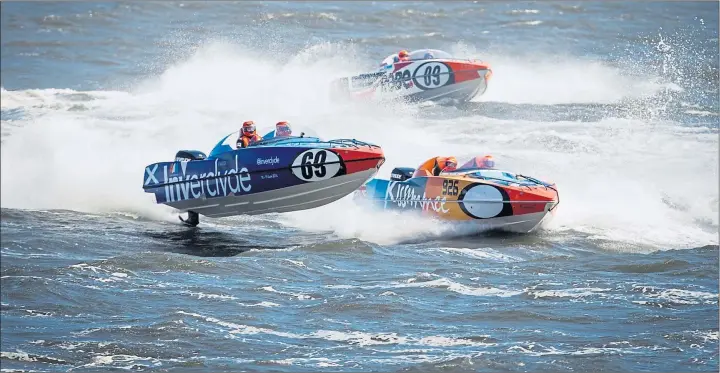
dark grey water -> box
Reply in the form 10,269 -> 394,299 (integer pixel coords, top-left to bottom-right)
1,1 -> 718,372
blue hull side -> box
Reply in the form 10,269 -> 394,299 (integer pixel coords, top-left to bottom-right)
143,146 -> 348,205
355,177 -> 432,210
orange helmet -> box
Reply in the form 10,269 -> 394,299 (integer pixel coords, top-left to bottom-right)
440,156 -> 458,172
398,50 -> 409,59
242,120 -> 256,136
275,121 -> 292,137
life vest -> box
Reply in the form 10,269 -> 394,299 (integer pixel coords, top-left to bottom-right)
237,133 -> 263,148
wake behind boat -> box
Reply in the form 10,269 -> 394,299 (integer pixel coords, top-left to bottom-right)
142,127 -> 385,226
331,49 -> 492,104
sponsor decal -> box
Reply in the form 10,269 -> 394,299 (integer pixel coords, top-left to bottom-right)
390,172 -> 406,180
261,173 -> 279,180
380,68 -> 413,92
291,149 -> 342,182
384,181 -> 449,213
257,156 -> 280,166
353,71 -> 385,82
458,184 -> 511,219
412,61 -> 451,90
144,164 -> 159,186
441,179 -> 459,196
145,154 -> 252,203
169,161 -> 188,176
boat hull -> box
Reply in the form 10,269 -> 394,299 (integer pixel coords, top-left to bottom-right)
403,76 -> 487,103
332,59 -> 491,104
164,168 -> 378,217
143,139 -> 385,218
353,171 -> 559,234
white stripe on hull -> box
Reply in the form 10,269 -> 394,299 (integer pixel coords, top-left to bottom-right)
407,76 -> 487,103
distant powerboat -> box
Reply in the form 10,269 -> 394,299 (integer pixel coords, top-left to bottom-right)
142,129 -> 385,226
331,49 -> 492,104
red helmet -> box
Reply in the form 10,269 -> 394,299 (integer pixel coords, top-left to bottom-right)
242,120 -> 256,136
440,156 -> 458,172
275,121 -> 292,137
435,156 -> 457,172
479,155 -> 495,168
398,50 -> 409,58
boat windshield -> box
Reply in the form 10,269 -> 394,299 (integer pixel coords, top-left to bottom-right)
378,49 -> 454,69
441,168 -> 547,187
205,129 -> 319,158
260,126 -> 320,140
454,155 -> 497,171
408,49 -> 453,60
464,169 -> 519,182
207,126 -> 377,159
254,137 -> 379,149
251,136 -> 322,147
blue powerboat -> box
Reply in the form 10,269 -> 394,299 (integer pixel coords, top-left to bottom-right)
142,129 -> 385,226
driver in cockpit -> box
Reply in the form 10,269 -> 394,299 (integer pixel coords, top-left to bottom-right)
275,121 -> 292,137
464,155 -> 495,169
380,50 -> 411,71
398,50 -> 410,62
237,120 -> 263,148
413,156 -> 458,177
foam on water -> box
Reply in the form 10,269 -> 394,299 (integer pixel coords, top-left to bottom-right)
477,55 -> 674,105
178,310 -> 496,350
1,38 -> 717,251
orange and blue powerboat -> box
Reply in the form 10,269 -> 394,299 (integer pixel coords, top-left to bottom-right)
353,156 -> 559,234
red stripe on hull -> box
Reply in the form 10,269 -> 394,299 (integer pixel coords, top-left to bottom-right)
446,61 -> 491,84
333,146 -> 385,174
504,187 -> 557,215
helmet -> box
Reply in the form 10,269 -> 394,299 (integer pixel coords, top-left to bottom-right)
398,50 -> 409,58
424,52 -> 434,59
440,156 -> 457,172
479,155 -> 495,168
242,120 -> 256,136
275,121 -> 292,137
